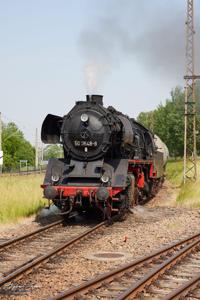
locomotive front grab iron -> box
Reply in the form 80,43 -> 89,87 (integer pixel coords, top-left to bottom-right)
41,95 -> 168,220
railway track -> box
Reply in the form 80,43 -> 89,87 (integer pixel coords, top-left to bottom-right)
0,218 -> 66,283
49,231 -> 200,300
0,219 -> 63,251
0,219 -> 106,290
162,273 -> 200,300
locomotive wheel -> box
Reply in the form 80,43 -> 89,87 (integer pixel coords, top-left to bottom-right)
127,175 -> 138,208
117,175 -> 138,222
117,194 -> 128,222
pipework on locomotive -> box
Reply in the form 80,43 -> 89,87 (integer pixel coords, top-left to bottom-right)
41,95 -> 168,220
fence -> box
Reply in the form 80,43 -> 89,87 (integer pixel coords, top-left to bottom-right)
0,165 -> 46,176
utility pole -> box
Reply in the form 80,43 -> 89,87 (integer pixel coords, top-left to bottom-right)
183,0 -> 200,183
35,128 -> 39,170
0,112 -> 2,173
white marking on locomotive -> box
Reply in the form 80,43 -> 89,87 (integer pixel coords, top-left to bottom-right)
74,140 -> 98,147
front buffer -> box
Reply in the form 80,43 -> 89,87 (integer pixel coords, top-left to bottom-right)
42,158 -> 130,220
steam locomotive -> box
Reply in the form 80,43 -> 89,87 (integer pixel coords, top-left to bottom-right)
41,95 -> 168,220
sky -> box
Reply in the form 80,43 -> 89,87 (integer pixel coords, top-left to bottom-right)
0,0 -> 200,144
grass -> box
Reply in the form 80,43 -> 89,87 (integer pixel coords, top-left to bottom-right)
166,159 -> 200,208
166,159 -> 183,186
0,174 -> 45,223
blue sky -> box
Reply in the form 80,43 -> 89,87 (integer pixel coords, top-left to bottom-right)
0,0 -> 200,144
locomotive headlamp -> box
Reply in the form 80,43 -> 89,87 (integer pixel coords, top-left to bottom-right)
101,174 -> 109,183
51,174 -> 60,182
81,113 -> 89,123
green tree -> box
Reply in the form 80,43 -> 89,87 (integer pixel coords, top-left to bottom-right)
2,122 -> 35,170
137,86 -> 189,157
43,144 -> 63,161
137,111 -> 155,131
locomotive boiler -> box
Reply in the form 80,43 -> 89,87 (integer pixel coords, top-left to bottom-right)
41,95 -> 168,220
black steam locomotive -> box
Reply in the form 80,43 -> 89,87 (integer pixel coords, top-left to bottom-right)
41,95 -> 168,220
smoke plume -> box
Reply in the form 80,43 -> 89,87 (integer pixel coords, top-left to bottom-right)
79,0 -> 200,91
85,61 -> 111,92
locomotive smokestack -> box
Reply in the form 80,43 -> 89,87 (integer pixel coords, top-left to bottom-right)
86,95 -> 103,106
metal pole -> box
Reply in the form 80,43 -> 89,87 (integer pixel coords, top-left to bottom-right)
35,128 -> 39,170
183,0 -> 200,183
0,112 -> 2,151
0,112 -> 2,174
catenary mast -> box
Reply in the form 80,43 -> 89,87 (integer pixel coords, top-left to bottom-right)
183,0 -> 200,183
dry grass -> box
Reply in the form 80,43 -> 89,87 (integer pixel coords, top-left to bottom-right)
0,174 -> 45,223
166,159 -> 183,186
166,159 -> 200,207
176,180 -> 200,207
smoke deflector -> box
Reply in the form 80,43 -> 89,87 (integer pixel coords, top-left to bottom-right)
41,114 -> 62,144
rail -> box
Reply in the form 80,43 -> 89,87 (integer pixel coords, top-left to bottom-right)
0,221 -> 106,287
163,273 -> 200,300
0,219 -> 63,250
48,231 -> 200,300
116,238 -> 200,299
